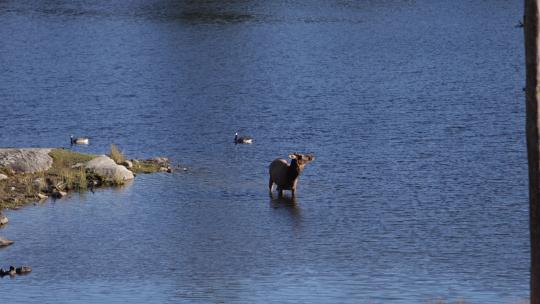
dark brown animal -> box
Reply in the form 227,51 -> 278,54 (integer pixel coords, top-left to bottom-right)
268,153 -> 314,197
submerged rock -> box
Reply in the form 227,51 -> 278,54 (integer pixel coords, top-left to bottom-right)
85,155 -> 134,182
0,237 -> 14,247
0,265 -> 31,277
0,148 -> 53,173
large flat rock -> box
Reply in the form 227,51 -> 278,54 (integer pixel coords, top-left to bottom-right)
0,148 -> 53,173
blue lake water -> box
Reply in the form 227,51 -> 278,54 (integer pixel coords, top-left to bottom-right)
0,0 -> 528,303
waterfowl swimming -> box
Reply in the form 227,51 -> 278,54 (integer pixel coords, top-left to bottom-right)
70,135 -> 89,145
234,132 -> 253,144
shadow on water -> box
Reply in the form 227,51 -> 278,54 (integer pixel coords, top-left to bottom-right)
138,0 -> 257,23
176,11 -> 254,23
269,195 -> 302,226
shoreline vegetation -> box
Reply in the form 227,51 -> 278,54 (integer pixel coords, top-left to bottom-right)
0,145 -> 172,210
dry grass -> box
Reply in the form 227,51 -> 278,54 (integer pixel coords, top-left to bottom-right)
48,148 -> 96,191
58,167 -> 88,191
109,144 -> 125,164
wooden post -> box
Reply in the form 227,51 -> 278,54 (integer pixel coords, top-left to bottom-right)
525,0 -> 540,302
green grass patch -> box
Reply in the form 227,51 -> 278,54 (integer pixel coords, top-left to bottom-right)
131,161 -> 163,174
49,149 -> 96,169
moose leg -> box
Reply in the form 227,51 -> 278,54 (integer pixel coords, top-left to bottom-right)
268,177 -> 273,193
278,188 -> 283,197
291,181 -> 298,198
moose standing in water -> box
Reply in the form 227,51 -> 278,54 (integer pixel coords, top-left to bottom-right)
268,153 -> 315,198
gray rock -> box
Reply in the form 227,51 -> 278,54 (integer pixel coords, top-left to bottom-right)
0,148 -> 53,173
0,237 -> 13,247
0,214 -> 7,225
85,155 -> 134,182
0,174 -> 7,180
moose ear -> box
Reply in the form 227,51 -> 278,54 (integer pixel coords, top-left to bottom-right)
288,154 -> 297,159
307,155 -> 315,161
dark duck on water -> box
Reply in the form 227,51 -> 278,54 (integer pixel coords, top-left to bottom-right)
234,132 -> 253,144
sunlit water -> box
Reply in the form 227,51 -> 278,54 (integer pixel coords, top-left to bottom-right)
0,0 -> 527,303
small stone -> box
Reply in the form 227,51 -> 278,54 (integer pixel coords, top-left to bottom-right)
10,187 -> 15,191
0,214 -> 8,225
0,237 -> 14,247
0,173 -> 7,180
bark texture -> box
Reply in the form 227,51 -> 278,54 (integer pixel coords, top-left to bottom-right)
525,0 -> 540,302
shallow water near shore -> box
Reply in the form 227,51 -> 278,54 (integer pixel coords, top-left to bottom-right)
0,0 -> 528,302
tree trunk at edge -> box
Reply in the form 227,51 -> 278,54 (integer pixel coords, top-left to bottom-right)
525,0 -> 540,302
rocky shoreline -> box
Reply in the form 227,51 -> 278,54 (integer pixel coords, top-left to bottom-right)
0,147 -> 172,209
0,147 -> 174,271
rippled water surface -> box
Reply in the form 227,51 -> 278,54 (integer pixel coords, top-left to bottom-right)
0,0 -> 527,303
